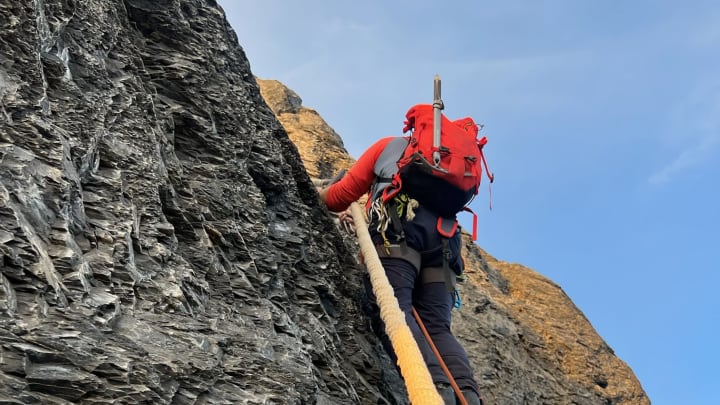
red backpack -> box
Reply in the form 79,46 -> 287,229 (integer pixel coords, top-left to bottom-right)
381,103 -> 494,239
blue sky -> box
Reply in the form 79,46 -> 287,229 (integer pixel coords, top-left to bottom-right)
218,1 -> 719,403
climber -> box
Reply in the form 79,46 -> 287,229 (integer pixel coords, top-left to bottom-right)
317,93 -> 490,405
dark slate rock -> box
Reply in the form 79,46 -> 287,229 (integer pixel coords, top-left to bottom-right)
0,0 -> 394,403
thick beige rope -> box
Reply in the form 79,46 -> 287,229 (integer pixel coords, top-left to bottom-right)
349,202 -> 443,405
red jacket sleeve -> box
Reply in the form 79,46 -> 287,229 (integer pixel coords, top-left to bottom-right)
325,137 -> 396,212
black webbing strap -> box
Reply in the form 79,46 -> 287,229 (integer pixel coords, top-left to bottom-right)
375,244 -> 421,272
420,266 -> 457,292
385,199 -> 408,254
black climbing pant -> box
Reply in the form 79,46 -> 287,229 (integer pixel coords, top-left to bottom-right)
363,258 -> 479,397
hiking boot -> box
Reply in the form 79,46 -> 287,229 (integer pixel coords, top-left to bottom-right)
461,389 -> 483,405
436,382 -> 456,405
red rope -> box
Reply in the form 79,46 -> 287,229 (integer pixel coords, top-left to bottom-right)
412,306 -> 468,405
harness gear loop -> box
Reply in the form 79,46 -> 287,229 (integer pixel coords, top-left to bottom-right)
369,194 -> 420,255
453,288 -> 462,309
368,198 -> 394,254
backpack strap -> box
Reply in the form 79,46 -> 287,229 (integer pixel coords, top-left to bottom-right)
371,137 -> 409,203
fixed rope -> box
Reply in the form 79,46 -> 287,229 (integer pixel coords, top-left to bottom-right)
349,202 -> 444,405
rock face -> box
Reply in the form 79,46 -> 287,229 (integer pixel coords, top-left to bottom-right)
0,1 -> 648,404
1,1 -> 390,403
257,80 -> 650,405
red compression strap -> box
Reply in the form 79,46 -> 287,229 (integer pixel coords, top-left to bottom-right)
461,207 -> 478,241
381,174 -> 402,203
480,150 -> 493,210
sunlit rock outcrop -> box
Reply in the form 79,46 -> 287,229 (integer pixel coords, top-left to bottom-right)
257,79 -> 354,180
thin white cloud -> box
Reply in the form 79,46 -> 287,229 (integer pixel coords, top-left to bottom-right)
649,83 -> 720,184
322,17 -> 375,36
648,136 -> 719,184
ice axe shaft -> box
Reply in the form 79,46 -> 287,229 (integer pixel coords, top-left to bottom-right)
432,75 -> 444,167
